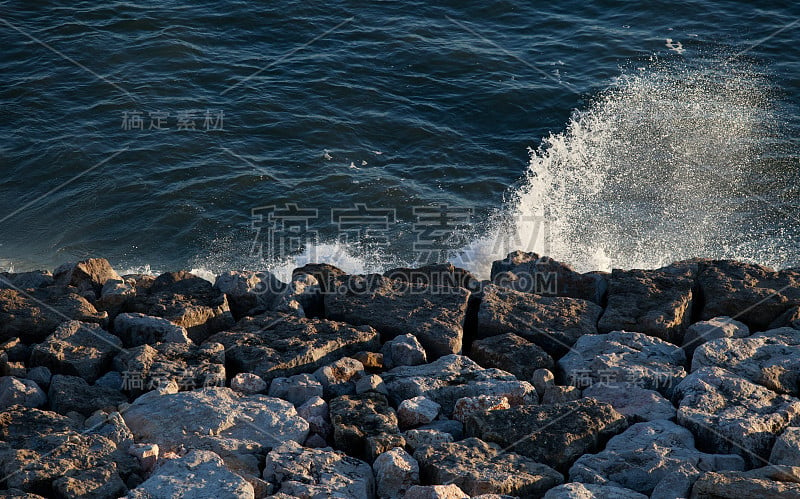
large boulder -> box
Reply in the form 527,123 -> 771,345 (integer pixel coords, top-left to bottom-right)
112,341 -> 226,395
263,440 -> 375,498
207,313 -> 379,383
557,331 -> 687,397
0,406 -> 127,496
674,367 -> 800,467
582,382 -> 676,422
691,327 -> 800,396
324,274 -> 470,358
690,466 -> 800,498
0,376 -> 47,409
770,427 -> 800,467
0,270 -> 53,290
214,270 -> 319,320
476,284 -> 602,357
129,450 -> 253,499
329,392 -> 405,462
372,447 -> 420,499
383,263 -> 480,292
598,263 -> 696,344
0,287 -> 107,344
127,271 -> 234,343
569,420 -> 744,495
54,258 -> 121,299
29,320 -> 122,383
490,251 -> 607,303
112,312 -> 191,347
413,437 -> 563,497
465,398 -> 628,470
469,333 -> 554,381
697,260 -> 800,331
381,355 -> 536,417
682,316 -> 750,357
544,483 -> 647,499
47,375 -> 127,416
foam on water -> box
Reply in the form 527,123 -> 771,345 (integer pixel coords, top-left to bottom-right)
461,58 -> 794,276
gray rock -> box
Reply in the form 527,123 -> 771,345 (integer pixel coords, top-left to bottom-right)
53,463 -> 128,498
383,263 -> 480,293
469,333 -> 554,382
770,427 -> 800,467
0,270 -> 53,290
329,392 -> 404,462
207,313 -> 379,384
382,333 -> 427,368
356,374 -> 389,396
373,447 -> 420,499
325,274 -> 470,358
48,374 -> 127,416
682,316 -> 749,356
382,355 -> 535,417
127,271 -> 234,343
452,395 -> 510,423
490,251 -> 606,303
263,440 -> 375,498
698,260 -> 800,331
403,428 -> 454,451
403,484 -> 469,499
465,398 -> 628,470
598,263 -> 696,344
297,395 -> 331,439
269,373 -> 324,406
583,382 -> 676,422
95,371 -> 124,390
25,366 -> 51,391
0,376 -> 46,409
96,278 -> 137,318
569,419 -> 745,495
30,320 -> 122,383
544,483 -> 647,499
477,284 -> 602,357
418,419 -> 464,441
397,396 -> 441,429
532,368 -> 555,397
691,327 -> 800,396
541,386 -> 581,404
674,367 -> 800,467
770,304 -> 800,330
313,357 -> 366,399
54,258 -> 121,298
690,465 -> 800,498
413,437 -> 563,497
230,372 -> 267,394
557,331 -> 686,397
113,312 -> 191,347
0,287 -> 107,344
129,450 -> 254,498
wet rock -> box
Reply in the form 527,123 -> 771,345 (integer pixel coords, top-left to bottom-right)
674,367 -> 800,467
292,262 -> 347,292
469,333 -> 554,382
557,331 -> 687,397
583,382 -> 676,422
53,463 -> 128,499
697,260 -> 800,331
682,316 -> 749,356
382,355 -> 536,417
404,484 -> 468,499
452,395 -> 510,424
314,357 -> 366,398
0,376 -> 46,409
269,373 -> 324,406
382,333 -> 427,368
230,372 -> 267,394
490,251 -> 606,303
770,427 -> 800,467
0,270 -> 53,290
690,466 -> 800,498
477,284 -> 602,357
47,375 -> 127,416
112,341 -> 225,395
403,428 -> 454,451
691,327 -> 800,396
127,271 -> 234,343
598,264 -> 696,344
465,398 -> 628,470
0,406 -> 124,495
329,392 -> 405,462
569,419 -> 745,495
357,374 -> 389,396
373,447 -> 420,499
113,312 -> 191,347
414,437 -> 563,497
54,258 -> 121,299
123,387 -> 309,455
30,320 -> 122,383
0,287 -> 107,344
207,313 -> 379,384
263,440 -> 375,498
129,450 -> 254,499
325,274 -> 470,358
397,396 -> 441,429
544,483 -> 647,499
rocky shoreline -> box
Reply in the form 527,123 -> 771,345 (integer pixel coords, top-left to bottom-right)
0,253 -> 799,498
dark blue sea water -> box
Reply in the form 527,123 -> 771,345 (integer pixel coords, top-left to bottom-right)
2,1 -> 799,279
